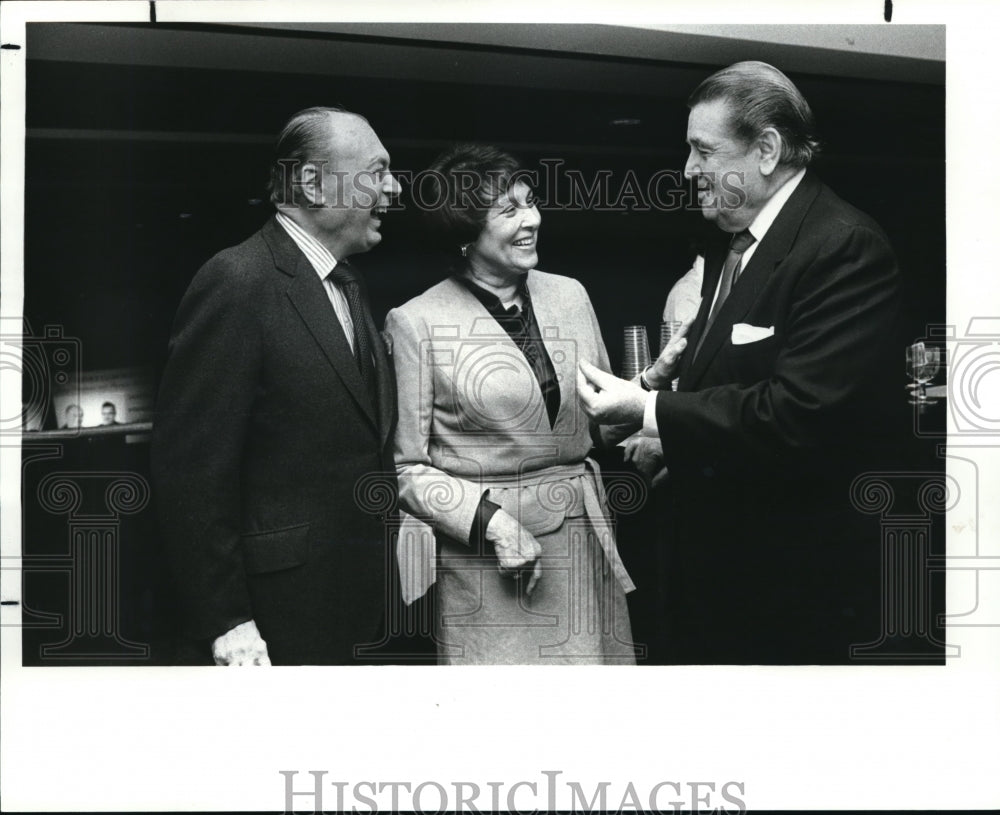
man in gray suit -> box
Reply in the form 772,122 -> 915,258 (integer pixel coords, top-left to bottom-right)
152,107 -> 401,665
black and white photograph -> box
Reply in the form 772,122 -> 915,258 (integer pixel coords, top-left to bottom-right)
1,0 -> 996,811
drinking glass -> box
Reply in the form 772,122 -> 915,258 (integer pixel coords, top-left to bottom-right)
659,320 -> 682,355
622,326 -> 651,380
906,342 -> 940,404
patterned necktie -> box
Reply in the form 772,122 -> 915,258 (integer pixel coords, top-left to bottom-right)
693,228 -> 756,359
328,261 -> 377,406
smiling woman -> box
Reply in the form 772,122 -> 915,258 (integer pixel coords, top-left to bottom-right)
467,180 -> 541,284
384,143 -> 638,665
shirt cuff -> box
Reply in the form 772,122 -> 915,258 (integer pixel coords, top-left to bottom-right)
642,390 -> 660,436
470,491 -> 502,548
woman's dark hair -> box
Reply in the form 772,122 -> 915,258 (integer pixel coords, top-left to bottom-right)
419,143 -> 526,248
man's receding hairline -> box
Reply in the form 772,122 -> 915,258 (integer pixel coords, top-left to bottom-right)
321,110 -> 376,159
324,109 -> 369,134
691,96 -> 742,144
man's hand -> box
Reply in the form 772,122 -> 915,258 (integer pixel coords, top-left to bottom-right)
487,510 -> 543,596
623,435 -> 669,488
578,360 -> 647,425
643,319 -> 692,390
212,619 -> 271,666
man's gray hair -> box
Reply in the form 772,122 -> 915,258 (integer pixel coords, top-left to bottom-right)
267,106 -> 366,205
689,61 -> 821,168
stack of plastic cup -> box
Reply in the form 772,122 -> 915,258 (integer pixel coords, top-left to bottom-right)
659,320 -> 683,354
622,325 -> 651,380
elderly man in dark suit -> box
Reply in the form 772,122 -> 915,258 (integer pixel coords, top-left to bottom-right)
580,62 -> 901,663
152,107 -> 400,665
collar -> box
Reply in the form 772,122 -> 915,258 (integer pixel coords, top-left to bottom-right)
275,210 -> 339,281
457,273 -> 532,315
746,167 -> 807,244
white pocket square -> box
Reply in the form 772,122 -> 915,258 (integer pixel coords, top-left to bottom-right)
731,323 -> 775,345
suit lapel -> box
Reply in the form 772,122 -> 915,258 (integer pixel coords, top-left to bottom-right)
680,170 -> 822,389
526,272 -> 571,426
263,218 -> 378,429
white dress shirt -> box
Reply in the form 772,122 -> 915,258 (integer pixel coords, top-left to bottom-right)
642,168 -> 806,434
663,255 -> 705,328
275,210 -> 356,353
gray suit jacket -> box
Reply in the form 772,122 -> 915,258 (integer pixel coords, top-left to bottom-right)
152,216 -> 397,663
385,270 -> 631,601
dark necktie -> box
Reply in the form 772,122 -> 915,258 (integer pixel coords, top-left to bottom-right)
328,262 -> 378,406
693,228 -> 756,359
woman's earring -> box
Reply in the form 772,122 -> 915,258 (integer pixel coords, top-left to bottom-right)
460,244 -> 470,258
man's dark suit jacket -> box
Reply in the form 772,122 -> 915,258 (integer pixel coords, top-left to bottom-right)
656,170 -> 901,664
151,216 -> 397,664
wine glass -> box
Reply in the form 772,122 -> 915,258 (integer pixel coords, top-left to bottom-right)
906,342 -> 940,404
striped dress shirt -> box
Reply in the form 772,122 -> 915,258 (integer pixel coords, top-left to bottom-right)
275,210 -> 356,353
